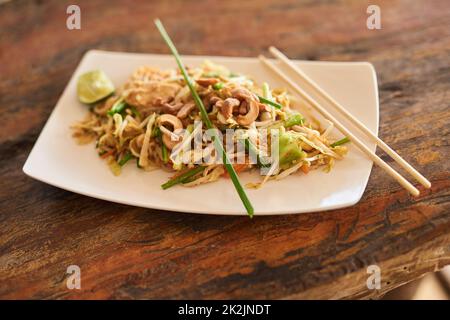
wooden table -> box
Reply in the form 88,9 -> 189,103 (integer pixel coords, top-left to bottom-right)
1,0 -> 449,299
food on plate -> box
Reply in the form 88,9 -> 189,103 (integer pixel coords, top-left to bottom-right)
71,61 -> 349,191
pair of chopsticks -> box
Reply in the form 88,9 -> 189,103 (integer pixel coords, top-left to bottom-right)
259,47 -> 431,196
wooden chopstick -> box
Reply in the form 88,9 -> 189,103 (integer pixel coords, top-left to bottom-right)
259,54 -> 421,196
268,46 -> 431,189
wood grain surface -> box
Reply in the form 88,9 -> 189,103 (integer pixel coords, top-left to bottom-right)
0,0 -> 449,299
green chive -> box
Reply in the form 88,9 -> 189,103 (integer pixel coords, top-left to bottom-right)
118,152 -> 133,166
153,127 -> 168,162
330,137 -> 350,147
212,82 -> 224,90
161,166 -> 207,190
155,19 -> 254,217
130,106 -> 141,118
151,126 -> 159,138
161,144 -> 169,163
244,139 -> 270,168
107,98 -> 127,116
156,128 -> 169,164
258,95 -> 283,109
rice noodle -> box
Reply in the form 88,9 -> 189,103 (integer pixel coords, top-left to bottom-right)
275,162 -> 303,180
138,113 -> 156,168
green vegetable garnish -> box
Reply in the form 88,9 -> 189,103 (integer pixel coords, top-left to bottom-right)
244,139 -> 270,168
156,128 -> 169,164
258,96 -> 283,109
161,166 -> 207,190
161,144 -> 168,163
279,131 -> 305,169
151,125 -> 160,138
155,19 -> 254,217
212,82 -> 224,90
118,152 -> 133,166
284,113 -> 304,127
107,98 -> 127,116
330,137 -> 350,147
130,106 -> 141,118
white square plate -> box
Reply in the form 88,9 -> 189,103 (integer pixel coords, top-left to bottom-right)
23,50 -> 378,215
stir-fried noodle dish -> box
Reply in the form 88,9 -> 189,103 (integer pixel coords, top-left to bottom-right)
72,61 -> 349,189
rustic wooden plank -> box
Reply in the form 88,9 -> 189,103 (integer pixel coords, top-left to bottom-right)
0,0 -> 449,299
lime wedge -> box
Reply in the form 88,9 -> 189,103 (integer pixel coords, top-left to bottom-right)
77,70 -> 115,104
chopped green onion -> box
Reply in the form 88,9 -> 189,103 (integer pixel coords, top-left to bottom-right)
155,19 -> 254,217
258,95 -> 283,109
284,114 -> 304,127
107,98 -> 127,116
161,143 -> 168,163
330,137 -> 350,147
156,128 -> 169,163
118,152 -> 133,166
212,82 -> 224,90
244,139 -> 270,168
161,166 -> 207,190
153,127 -> 168,163
130,106 -> 141,118
229,72 -> 239,78
151,125 -> 160,138
181,174 -> 198,184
